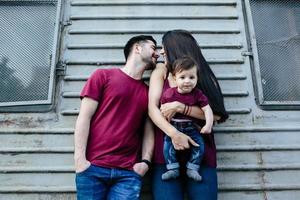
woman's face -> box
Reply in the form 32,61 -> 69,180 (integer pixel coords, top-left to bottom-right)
160,45 -> 168,65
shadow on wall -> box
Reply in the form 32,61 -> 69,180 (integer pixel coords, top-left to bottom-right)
0,57 -> 26,102
0,56 -> 49,103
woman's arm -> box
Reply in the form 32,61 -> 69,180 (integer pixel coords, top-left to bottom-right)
148,64 -> 198,150
160,102 -> 205,121
160,102 -> 221,121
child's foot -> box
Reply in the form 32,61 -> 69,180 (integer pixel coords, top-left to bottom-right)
186,169 -> 202,182
162,169 -> 180,180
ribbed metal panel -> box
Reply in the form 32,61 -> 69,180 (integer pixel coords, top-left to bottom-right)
60,0 -> 252,122
0,127 -> 300,199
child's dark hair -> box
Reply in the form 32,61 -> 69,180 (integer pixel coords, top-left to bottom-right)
124,35 -> 157,60
172,56 -> 198,76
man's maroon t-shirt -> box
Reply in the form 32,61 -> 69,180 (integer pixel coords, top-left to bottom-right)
80,68 -> 148,170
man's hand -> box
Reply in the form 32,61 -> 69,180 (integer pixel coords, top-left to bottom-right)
133,162 -> 149,177
75,159 -> 91,173
171,131 -> 199,150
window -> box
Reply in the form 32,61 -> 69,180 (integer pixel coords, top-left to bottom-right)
0,0 -> 61,110
244,0 -> 300,108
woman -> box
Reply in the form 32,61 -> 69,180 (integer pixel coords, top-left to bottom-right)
148,30 -> 228,200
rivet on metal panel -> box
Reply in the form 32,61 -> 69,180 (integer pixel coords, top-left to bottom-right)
61,20 -> 72,27
56,61 -> 67,76
241,51 -> 253,57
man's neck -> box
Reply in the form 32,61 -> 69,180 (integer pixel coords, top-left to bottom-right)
122,60 -> 145,80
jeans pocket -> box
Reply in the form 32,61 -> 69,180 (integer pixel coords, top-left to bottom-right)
76,164 -> 93,175
132,170 -> 143,179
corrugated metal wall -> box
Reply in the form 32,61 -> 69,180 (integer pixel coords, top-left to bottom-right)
1,0 -> 300,199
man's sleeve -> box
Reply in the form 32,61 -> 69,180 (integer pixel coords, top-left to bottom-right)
80,69 -> 106,102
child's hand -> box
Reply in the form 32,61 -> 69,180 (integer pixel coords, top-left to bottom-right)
200,125 -> 212,134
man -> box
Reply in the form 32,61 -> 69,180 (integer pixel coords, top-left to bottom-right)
74,35 -> 159,200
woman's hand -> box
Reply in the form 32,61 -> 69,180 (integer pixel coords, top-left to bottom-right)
160,101 -> 183,121
171,131 -> 199,150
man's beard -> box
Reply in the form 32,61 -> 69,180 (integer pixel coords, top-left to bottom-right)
144,57 -> 156,70
145,62 -> 156,70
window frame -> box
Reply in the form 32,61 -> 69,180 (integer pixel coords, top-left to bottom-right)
0,0 -> 62,111
243,0 -> 300,109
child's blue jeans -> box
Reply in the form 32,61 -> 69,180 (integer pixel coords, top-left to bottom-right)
164,121 -> 205,171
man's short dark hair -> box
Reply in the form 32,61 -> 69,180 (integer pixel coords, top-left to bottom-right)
124,35 -> 157,60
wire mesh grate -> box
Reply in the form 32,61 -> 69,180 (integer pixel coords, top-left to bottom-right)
0,0 -> 58,105
250,0 -> 300,103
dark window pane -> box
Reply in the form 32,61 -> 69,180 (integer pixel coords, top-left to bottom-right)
0,1 -> 57,105
250,0 -> 300,103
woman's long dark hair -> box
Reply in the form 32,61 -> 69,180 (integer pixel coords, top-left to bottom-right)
162,30 -> 228,122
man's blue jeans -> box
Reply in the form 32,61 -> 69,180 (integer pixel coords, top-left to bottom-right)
164,121 -> 205,171
75,164 -> 142,200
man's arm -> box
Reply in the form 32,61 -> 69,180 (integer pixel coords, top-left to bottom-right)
141,117 -> 155,161
133,117 -> 155,176
74,97 -> 98,173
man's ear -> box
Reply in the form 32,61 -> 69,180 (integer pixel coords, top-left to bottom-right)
134,43 -> 142,54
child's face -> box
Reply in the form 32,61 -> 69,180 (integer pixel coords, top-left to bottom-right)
174,66 -> 198,94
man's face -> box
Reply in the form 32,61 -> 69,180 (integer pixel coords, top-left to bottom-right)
140,40 -> 159,70
174,66 -> 198,94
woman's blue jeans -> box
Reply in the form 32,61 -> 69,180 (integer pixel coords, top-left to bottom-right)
75,164 -> 142,200
151,164 -> 218,200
